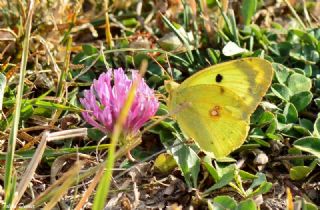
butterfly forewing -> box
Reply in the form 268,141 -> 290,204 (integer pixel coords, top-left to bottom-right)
178,58 -> 273,115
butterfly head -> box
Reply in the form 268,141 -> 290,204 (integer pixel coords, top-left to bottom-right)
164,80 -> 180,93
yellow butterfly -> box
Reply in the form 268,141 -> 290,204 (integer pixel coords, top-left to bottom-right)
166,58 -> 274,158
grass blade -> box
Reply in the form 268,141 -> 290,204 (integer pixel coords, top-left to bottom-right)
92,60 -> 148,210
12,132 -> 48,206
4,0 -> 35,207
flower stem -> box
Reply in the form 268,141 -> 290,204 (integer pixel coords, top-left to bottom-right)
92,60 -> 148,210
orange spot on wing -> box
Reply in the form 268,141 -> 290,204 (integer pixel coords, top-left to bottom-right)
209,106 -> 222,118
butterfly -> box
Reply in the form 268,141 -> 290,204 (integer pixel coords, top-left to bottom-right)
166,58 -> 274,158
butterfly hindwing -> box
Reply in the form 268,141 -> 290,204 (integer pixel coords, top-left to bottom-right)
171,85 -> 250,158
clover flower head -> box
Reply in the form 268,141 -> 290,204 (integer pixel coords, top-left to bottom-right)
80,68 -> 159,136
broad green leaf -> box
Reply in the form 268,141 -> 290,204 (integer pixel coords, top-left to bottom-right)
241,0 -> 257,25
170,139 -> 200,188
122,18 -> 138,27
247,173 -> 267,191
273,63 -> 290,84
257,111 -> 275,126
248,182 -> 272,198
289,29 -> 319,45
237,199 -> 257,210
294,197 -> 318,210
292,125 -> 312,136
246,173 -> 272,197
271,83 -> 290,101
313,114 -> 320,137
82,44 -> 98,54
304,65 -> 312,77
289,166 -> 313,180
266,119 -> 277,135
283,103 -> 298,123
0,73 -> 6,111
293,137 -> 320,158
290,91 -> 313,112
205,167 -> 235,193
287,73 -> 311,94
209,196 -> 237,210
314,98 -> 320,108
203,156 -> 219,182
299,118 -> 313,132
239,170 -> 257,180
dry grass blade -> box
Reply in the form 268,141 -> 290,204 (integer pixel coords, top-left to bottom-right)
12,132 -> 49,206
47,128 -> 87,142
74,164 -> 104,210
27,160 -> 84,209
104,0 -> 113,48
284,0 -> 307,30
74,136 -> 142,210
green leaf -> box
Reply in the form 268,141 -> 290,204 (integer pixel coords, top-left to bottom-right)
294,197 -> 318,210
292,125 -> 312,136
289,166 -> 313,180
313,114 -> 320,137
122,18 -> 138,27
82,44 -> 98,54
239,170 -> 257,180
290,91 -> 313,112
241,0 -> 257,25
271,83 -> 290,101
247,173 -> 267,190
205,166 -> 235,193
273,63 -> 290,84
287,73 -> 312,94
283,103 -> 298,123
237,199 -> 257,210
257,111 -> 275,126
304,65 -> 312,77
170,139 -> 200,188
266,119 -> 277,135
203,156 -> 219,182
314,98 -> 320,108
249,182 -> 272,197
299,118 -> 314,132
293,137 -> 320,158
246,173 -> 272,197
0,73 -> 6,111
209,196 -> 237,210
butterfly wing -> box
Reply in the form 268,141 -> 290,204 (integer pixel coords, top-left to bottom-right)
178,57 -> 273,115
170,85 -> 250,158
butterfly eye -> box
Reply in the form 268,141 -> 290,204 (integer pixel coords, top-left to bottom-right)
215,74 -> 223,83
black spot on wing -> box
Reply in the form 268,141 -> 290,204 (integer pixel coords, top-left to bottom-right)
216,74 -> 223,83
